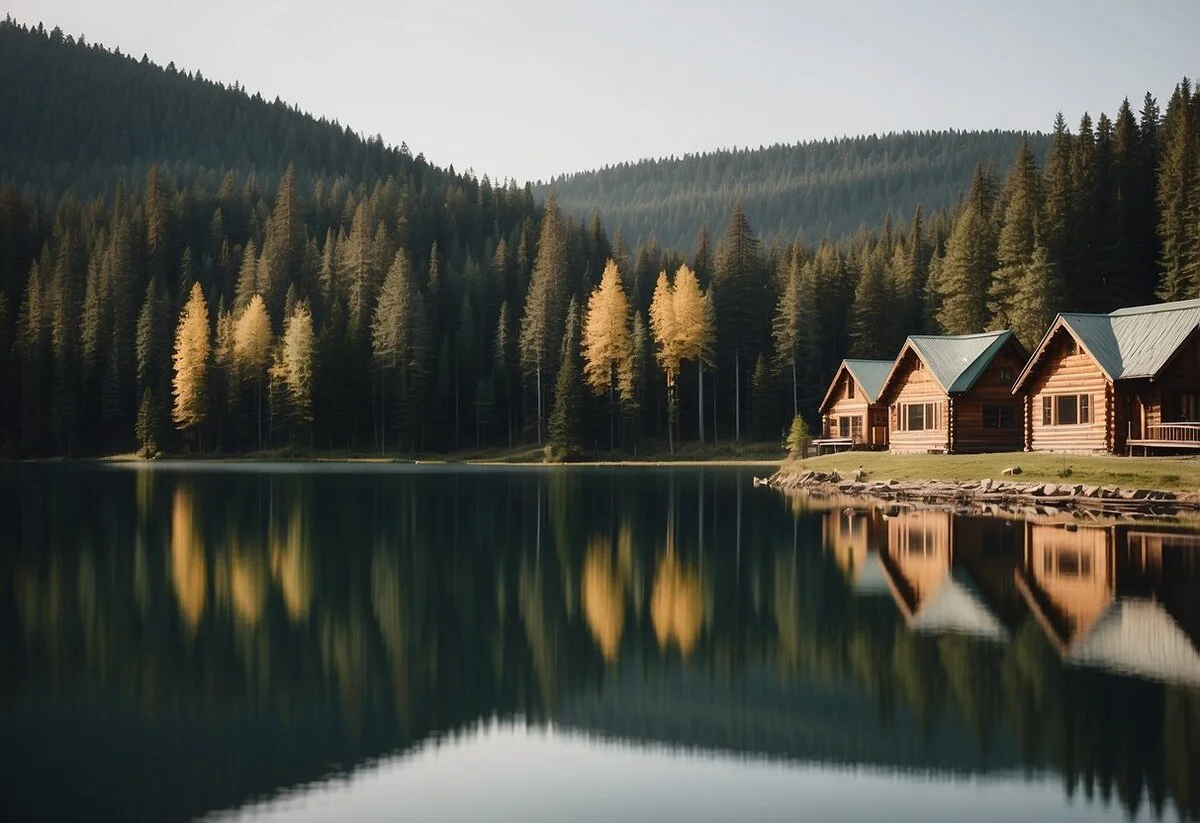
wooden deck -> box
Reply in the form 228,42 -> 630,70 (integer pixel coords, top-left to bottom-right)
810,437 -> 855,456
1127,423 -> 1200,455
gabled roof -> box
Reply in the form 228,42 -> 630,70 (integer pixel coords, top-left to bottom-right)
818,359 -> 893,412
854,551 -> 890,596
1014,298 -> 1200,391
1067,599 -> 1200,687
880,330 -> 1016,399
909,569 -> 1009,642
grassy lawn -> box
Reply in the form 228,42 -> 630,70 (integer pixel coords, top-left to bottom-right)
782,451 -> 1200,493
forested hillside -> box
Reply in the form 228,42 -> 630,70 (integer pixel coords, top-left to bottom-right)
0,16 -> 449,196
538,131 -> 1053,248
0,17 -> 1197,460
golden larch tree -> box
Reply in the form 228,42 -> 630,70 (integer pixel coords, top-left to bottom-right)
172,281 -> 210,437
649,271 -> 682,452
670,264 -> 713,444
582,259 -> 632,450
272,301 -> 315,430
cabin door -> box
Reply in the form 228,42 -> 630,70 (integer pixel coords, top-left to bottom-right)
1125,394 -> 1145,441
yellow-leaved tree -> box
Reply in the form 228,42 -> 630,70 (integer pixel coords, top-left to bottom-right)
582,259 -> 632,451
172,282 -> 210,444
233,293 -> 273,450
670,265 -> 712,444
271,301 -> 315,441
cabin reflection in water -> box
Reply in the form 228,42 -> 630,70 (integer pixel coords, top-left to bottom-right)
823,505 -> 1200,685
1019,523 -> 1200,686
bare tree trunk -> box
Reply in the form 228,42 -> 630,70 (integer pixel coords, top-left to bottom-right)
734,347 -> 741,441
697,358 -> 704,445
791,358 -> 798,419
536,364 -> 543,444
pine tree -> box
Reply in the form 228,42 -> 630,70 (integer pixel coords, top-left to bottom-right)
1012,244 -> 1056,348
649,272 -> 681,452
582,259 -> 632,450
937,165 -> 998,334
1040,113 -> 1075,311
712,204 -> 765,440
372,250 -> 423,452
547,297 -> 583,461
1157,79 -> 1197,300
519,195 -> 569,443
772,250 -> 803,418
850,246 -> 890,358
234,238 -> 260,312
990,138 -> 1041,333
750,354 -> 777,441
135,387 -> 157,457
901,205 -> 930,335
172,282 -> 210,442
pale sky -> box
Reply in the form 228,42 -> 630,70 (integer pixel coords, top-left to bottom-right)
8,0 -> 1199,183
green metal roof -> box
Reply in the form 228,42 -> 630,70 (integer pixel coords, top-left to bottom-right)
1060,298 -> 1200,380
906,330 -> 1014,394
842,359 -> 893,404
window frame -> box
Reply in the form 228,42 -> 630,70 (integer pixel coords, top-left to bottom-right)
898,401 -> 940,432
1043,394 -> 1092,426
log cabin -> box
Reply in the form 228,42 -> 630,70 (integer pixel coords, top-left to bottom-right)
1011,298 -> 1200,454
814,359 -> 893,452
876,330 -> 1029,454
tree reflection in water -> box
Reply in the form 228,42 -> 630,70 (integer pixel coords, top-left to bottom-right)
0,465 -> 1199,823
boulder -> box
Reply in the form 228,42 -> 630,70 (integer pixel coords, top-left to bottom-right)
979,478 -> 993,492
1002,465 -> 1023,476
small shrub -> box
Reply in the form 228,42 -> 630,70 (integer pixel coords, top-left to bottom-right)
1058,466 -> 1073,478
784,414 -> 812,459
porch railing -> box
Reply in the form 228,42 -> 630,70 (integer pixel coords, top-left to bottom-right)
1139,423 -> 1200,443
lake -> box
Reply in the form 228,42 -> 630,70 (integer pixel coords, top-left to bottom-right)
2,463 -> 1199,822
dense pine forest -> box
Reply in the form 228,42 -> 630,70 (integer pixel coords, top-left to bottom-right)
0,17 -> 1198,458
538,131 -> 1054,249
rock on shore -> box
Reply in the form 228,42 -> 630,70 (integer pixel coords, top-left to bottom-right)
761,469 -> 1200,515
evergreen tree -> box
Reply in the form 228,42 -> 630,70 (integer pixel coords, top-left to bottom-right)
519,195 -> 569,443
772,249 -> 803,418
135,387 -> 157,457
850,246 -> 891,358
1040,113 -> 1075,311
547,297 -> 583,461
990,138 -> 1041,333
371,250 -> 423,452
712,204 -> 765,440
1157,80 -> 1197,300
1012,244 -> 1057,349
749,353 -> 778,442
937,165 -> 998,334
272,301 -> 315,440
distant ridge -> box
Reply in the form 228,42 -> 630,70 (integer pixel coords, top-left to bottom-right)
537,130 -> 1051,249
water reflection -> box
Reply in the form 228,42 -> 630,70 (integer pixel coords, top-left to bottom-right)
0,466 -> 1199,822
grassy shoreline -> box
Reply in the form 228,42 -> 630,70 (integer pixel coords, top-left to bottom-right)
779,451 -> 1200,493
10,440 -> 786,468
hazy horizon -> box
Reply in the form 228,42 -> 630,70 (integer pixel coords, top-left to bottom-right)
6,0 -> 1200,183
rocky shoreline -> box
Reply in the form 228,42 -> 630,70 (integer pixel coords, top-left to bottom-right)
759,468 -> 1200,518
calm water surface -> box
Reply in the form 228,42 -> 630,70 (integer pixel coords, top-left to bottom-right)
2,464 -> 1200,822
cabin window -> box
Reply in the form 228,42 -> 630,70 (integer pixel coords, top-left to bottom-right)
1044,394 -> 1091,425
1177,393 -> 1199,421
1044,548 -> 1093,579
839,417 -> 850,438
997,366 -> 1013,383
899,402 -> 940,431
851,416 -> 863,441
982,404 -> 1016,429
846,379 -> 855,399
